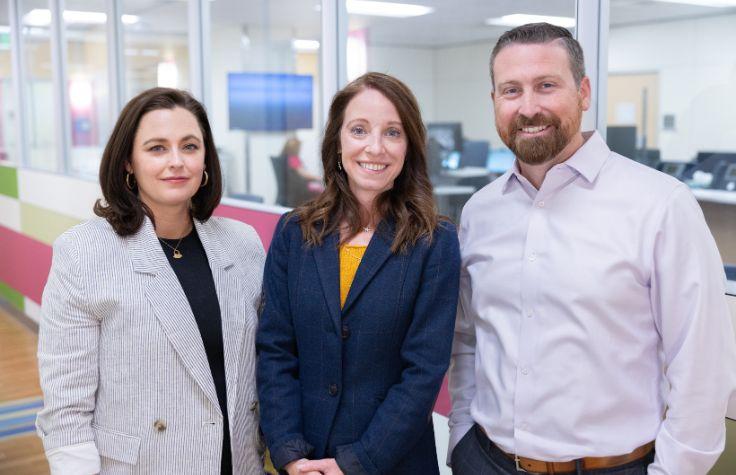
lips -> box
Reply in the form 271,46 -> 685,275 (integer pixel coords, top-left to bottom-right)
162,176 -> 189,183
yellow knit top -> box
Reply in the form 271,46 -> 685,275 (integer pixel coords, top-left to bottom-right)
339,245 -> 367,308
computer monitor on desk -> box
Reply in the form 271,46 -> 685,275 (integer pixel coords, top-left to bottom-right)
460,140 -> 489,168
427,122 -> 463,153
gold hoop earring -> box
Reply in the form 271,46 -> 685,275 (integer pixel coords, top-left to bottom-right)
125,173 -> 135,190
200,170 -> 209,188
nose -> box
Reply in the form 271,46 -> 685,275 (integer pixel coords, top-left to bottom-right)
517,91 -> 542,119
365,131 -> 384,155
168,150 -> 184,167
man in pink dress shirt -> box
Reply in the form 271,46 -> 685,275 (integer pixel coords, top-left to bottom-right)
448,22 -> 736,474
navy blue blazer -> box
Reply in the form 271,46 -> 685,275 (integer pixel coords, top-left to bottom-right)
256,214 -> 460,475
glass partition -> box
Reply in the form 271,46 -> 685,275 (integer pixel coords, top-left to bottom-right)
343,0 -> 577,222
607,0 -> 736,269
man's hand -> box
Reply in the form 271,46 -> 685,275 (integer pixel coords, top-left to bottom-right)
283,458 -> 322,475
295,458 -> 345,475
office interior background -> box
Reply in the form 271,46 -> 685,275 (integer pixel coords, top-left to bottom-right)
0,0 -> 734,473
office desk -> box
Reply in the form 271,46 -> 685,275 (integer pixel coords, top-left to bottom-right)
433,185 -> 476,222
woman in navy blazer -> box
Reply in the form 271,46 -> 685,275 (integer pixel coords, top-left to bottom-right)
257,72 -> 461,475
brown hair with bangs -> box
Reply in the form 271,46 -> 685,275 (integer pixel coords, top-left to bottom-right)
295,72 -> 440,253
93,88 -> 222,236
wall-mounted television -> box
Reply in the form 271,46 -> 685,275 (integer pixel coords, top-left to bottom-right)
228,73 -> 313,131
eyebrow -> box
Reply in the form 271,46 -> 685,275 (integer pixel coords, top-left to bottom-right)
497,75 -> 565,89
142,134 -> 202,146
345,119 -> 403,127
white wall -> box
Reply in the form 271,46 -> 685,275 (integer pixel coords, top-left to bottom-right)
434,41 -> 498,145
368,45 -> 437,122
368,41 -> 499,148
609,14 -> 736,162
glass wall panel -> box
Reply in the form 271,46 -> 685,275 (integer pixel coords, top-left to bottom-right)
65,0 -> 109,178
0,0 -> 18,164
344,0 -> 577,222
122,0 -> 189,100
209,0 -> 322,206
607,0 -> 736,274
20,0 -> 57,171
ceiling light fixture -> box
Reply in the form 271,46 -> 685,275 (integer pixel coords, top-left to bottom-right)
23,9 -> 139,27
650,0 -> 736,6
292,39 -> 320,51
346,0 -> 434,18
485,13 -> 576,28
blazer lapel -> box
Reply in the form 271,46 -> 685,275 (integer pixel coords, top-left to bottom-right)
127,217 -> 220,411
194,219 -> 243,420
313,232 -> 342,333
341,219 -> 394,315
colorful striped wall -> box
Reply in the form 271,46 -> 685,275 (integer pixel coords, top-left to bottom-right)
0,164 -> 282,321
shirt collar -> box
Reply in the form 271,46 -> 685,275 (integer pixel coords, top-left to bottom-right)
501,130 -> 610,194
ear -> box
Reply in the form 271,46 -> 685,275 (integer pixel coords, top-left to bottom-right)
124,161 -> 133,174
579,76 -> 592,112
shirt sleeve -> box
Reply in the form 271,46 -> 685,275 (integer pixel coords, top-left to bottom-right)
36,232 -> 101,455
46,441 -> 100,475
647,185 -> 736,474
446,217 -> 477,466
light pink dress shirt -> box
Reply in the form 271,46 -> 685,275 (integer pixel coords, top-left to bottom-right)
449,131 -> 736,474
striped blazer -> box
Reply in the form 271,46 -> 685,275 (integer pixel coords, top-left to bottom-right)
36,216 -> 265,474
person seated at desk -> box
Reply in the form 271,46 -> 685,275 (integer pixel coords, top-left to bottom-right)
282,137 -> 324,204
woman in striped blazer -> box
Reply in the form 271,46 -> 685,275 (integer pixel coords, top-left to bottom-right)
36,88 -> 265,474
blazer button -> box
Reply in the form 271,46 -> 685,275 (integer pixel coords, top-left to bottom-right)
153,419 -> 167,432
328,383 -> 339,396
341,324 -> 350,340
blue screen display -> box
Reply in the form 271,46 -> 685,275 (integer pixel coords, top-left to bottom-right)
228,73 -> 313,131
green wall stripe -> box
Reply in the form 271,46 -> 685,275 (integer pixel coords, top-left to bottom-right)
20,203 -> 81,246
0,165 -> 19,199
0,281 -> 25,312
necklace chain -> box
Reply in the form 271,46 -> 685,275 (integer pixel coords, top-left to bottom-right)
158,225 -> 191,259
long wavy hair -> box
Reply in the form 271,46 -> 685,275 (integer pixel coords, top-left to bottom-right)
295,72 -> 439,253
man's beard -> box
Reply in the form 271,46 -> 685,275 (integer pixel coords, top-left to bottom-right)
498,111 -> 579,166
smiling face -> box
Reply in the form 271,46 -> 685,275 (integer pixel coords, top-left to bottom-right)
339,88 -> 408,208
492,41 -> 591,165
126,106 -> 206,215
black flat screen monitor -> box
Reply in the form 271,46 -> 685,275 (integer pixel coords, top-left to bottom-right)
460,140 -> 489,168
606,126 -> 636,159
427,122 -> 463,153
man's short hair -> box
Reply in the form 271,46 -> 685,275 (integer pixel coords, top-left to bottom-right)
490,22 -> 586,90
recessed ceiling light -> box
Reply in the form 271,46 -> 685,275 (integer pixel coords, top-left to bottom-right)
347,0 -> 434,18
485,14 -> 576,29
651,0 -> 736,6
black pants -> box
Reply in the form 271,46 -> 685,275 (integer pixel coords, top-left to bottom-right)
451,424 -> 654,475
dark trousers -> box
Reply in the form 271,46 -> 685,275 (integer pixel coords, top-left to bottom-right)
451,424 -> 654,475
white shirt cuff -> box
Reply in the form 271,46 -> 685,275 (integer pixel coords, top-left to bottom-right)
46,441 -> 100,475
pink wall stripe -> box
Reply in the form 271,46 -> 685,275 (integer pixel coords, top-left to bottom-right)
213,204 -> 283,249
0,225 -> 52,305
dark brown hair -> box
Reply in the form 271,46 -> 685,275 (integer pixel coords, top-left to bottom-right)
295,72 -> 439,253
94,87 -> 222,236
490,22 -> 586,90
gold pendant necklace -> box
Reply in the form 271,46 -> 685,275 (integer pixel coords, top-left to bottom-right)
159,237 -> 185,259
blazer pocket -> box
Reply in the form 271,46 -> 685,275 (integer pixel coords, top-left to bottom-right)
92,423 -> 141,465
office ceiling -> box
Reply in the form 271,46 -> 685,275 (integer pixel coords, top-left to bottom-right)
2,0 -> 735,48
